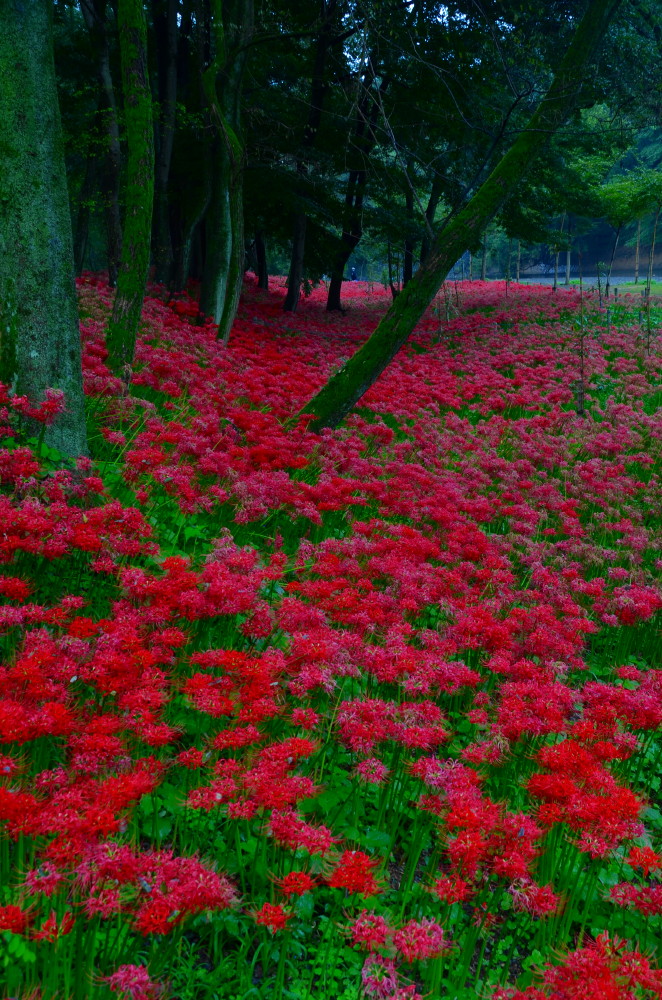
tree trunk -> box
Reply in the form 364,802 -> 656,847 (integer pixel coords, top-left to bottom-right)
152,0 -> 178,284
516,241 -> 521,282
81,0 -> 123,287
0,0 -> 87,457
403,181 -> 414,287
646,206 -> 660,291
255,230 -> 269,289
298,0 -> 623,431
420,175 -> 443,265
481,234 -> 488,280
606,224 -> 620,297
634,217 -> 641,283
106,0 -> 154,373
198,0 -> 253,343
73,149 -> 97,274
326,69 -> 384,312
284,212 -> 307,311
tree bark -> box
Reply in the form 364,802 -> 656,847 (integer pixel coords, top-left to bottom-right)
634,217 -> 641,283
106,0 -> 154,373
0,0 -> 87,456
298,0 -> 623,430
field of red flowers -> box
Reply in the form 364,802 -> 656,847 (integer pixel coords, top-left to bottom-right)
0,276 -> 661,1000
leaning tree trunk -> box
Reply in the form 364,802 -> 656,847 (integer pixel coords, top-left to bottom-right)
298,0 -> 623,430
0,0 -> 87,457
106,0 -> 154,374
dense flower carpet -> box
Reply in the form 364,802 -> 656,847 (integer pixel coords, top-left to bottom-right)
0,277 -> 661,999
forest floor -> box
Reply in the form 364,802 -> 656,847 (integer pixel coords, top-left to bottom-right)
1,277 -> 661,1000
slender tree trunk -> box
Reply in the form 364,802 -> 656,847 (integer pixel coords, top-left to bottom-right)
0,0 -> 87,456
255,230 -> 268,289
403,180 -> 414,287
420,176 -> 443,265
298,0 -> 623,430
81,0 -> 123,287
284,212 -> 307,311
283,1 -> 340,313
606,224 -> 621,298
646,206 -> 660,291
634,217 -> 641,283
326,69 -> 384,312
516,240 -> 521,282
73,150 -> 97,273
152,0 -> 178,284
106,0 -> 154,373
481,236 -> 488,280
198,0 -> 253,343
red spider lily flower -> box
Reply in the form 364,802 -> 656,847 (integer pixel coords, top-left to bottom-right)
430,874 -> 473,904
252,901 -> 291,933
326,850 -> 383,896
348,910 -> 391,951
105,964 -> 164,999
393,918 -> 450,963
32,909 -> 75,941
22,863 -> 67,898
361,955 -> 399,997
355,757 -> 390,785
626,845 -> 662,877
0,903 -> 33,935
271,871 -> 317,896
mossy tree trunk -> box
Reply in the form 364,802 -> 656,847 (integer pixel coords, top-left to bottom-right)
106,0 -> 154,374
0,0 -> 87,457
299,0 -> 622,430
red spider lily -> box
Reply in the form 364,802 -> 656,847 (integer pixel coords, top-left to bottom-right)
105,964 -> 164,999
326,850 -> 384,897
348,910 -> 391,951
0,903 -> 33,935
392,918 -> 450,962
271,870 -> 317,896
252,901 -> 291,933
31,909 -> 75,941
